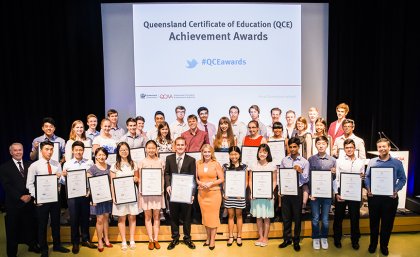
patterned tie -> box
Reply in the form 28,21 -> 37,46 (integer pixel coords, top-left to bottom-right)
17,161 -> 25,177
310,123 -> 314,133
176,157 -> 182,173
47,161 -> 52,174
204,124 -> 208,132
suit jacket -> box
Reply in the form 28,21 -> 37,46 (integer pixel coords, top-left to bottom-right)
328,120 -> 345,144
0,159 -> 32,211
164,153 -> 197,195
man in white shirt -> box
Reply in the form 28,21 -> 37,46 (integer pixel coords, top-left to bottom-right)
229,106 -> 247,147
170,106 -> 189,139
285,110 -> 297,139
147,111 -> 165,140
248,105 -> 267,138
266,107 -> 282,138
332,119 -> 366,159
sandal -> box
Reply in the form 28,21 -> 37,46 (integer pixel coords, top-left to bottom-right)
237,237 -> 243,247
227,236 -> 234,247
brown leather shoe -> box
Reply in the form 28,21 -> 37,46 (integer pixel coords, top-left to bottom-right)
148,241 -> 154,250
154,241 -> 161,249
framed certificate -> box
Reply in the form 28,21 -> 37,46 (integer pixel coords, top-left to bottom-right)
279,168 -> 298,196
252,171 -> 273,199
159,152 -> 173,163
311,170 -> 332,198
112,175 -> 138,205
35,174 -> 59,204
241,146 -> 259,166
215,151 -> 230,166
66,169 -> 87,199
83,147 -> 92,160
225,170 -> 246,198
268,140 -> 286,166
141,168 -> 162,196
38,142 -> 60,162
170,173 -> 194,203
312,138 -> 331,155
186,152 -> 201,162
338,148 -> 359,159
88,174 -> 112,204
131,147 -> 146,162
370,167 -> 394,196
106,153 -> 117,165
340,172 -> 362,201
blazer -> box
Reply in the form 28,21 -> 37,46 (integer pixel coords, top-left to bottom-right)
0,159 -> 32,210
328,120 -> 345,144
164,153 -> 197,195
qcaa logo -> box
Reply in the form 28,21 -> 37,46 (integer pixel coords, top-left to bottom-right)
160,94 -> 173,99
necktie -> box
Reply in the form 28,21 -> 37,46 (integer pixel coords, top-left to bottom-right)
176,157 -> 182,173
17,161 -> 25,177
204,124 -> 208,132
310,123 -> 314,133
47,161 -> 52,174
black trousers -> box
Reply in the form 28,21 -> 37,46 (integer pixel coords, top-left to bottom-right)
36,202 -> 61,253
169,202 -> 192,241
333,200 -> 361,243
5,203 -> 38,257
281,188 -> 303,242
368,196 -> 398,248
67,196 -> 90,245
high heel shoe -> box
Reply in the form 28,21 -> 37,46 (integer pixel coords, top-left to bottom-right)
102,238 -> 113,248
227,237 -> 234,247
97,247 -> 104,252
209,245 -> 215,250
236,237 -> 243,247
203,241 -> 210,247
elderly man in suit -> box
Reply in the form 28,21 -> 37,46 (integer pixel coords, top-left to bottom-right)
0,143 -> 40,257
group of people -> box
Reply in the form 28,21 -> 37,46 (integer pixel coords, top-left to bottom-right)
0,103 -> 406,257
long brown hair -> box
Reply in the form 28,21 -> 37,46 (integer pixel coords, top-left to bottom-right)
213,117 -> 235,149
115,142 -> 135,171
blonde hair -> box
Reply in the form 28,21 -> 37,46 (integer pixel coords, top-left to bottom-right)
198,144 -> 217,164
69,120 -> 87,141
295,116 -> 308,131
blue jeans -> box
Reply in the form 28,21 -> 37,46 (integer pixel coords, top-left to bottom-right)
310,198 -> 332,239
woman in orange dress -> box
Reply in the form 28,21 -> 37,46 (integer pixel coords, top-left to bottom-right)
196,144 -> 225,250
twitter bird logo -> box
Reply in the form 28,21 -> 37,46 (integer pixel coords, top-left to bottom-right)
186,59 -> 198,69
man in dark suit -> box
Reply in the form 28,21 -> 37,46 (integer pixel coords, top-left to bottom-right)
0,143 -> 40,257
164,137 -> 196,250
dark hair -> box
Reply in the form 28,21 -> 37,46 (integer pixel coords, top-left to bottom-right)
135,116 -> 145,122
155,111 -> 165,118
272,121 -> 283,130
174,136 -> 186,144
376,138 -> 391,146
145,140 -> 159,157
187,114 -> 198,121
315,135 -> 329,144
271,107 -> 282,115
257,144 -> 273,162
94,147 -> 109,158
197,106 -> 209,115
42,117 -> 56,127
115,142 -> 135,171
227,146 -> 242,169
288,137 -> 301,146
107,109 -> 118,116
126,117 -> 136,125
343,119 -> 355,126
40,141 -> 54,150
229,105 -> 240,113
175,106 -> 186,112
248,120 -> 259,128
157,122 -> 172,144
344,138 -> 356,147
71,140 -> 85,150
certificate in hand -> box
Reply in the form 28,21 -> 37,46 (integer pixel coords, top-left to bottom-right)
38,142 -> 60,163
215,151 -> 230,167
131,147 -> 146,162
159,152 -> 173,163
170,174 -> 194,203
66,169 -> 87,199
225,170 -> 246,198
279,168 -> 298,196
88,174 -> 112,204
112,175 -> 138,205
35,174 -> 59,204
106,153 -> 117,165
267,141 -> 286,166
310,170 -> 332,198
340,172 -> 362,201
141,168 -> 162,196
83,147 -> 92,160
370,167 -> 394,196
241,146 -> 259,166
186,152 -> 201,162
252,171 -> 273,199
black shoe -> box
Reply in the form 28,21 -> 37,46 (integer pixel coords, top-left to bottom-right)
368,244 -> 376,253
227,237 -> 234,247
293,242 -> 301,252
53,245 -> 70,253
28,244 -> 41,253
334,240 -> 342,248
209,245 -> 215,250
184,240 -> 196,249
236,237 -> 243,247
81,241 -> 97,249
279,240 -> 292,248
72,244 -> 79,254
380,246 -> 389,256
203,242 -> 210,246
352,242 -> 360,250
167,239 -> 179,250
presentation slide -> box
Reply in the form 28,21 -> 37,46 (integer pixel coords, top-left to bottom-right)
132,3 -> 301,128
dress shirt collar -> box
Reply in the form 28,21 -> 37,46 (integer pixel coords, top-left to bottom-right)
287,155 -> 302,161
43,134 -> 57,141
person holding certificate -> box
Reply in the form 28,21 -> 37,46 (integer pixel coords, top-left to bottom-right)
92,118 -> 117,154
249,144 -> 277,247
118,117 -> 147,148
64,120 -> 92,162
26,141 -> 70,257
110,142 -> 140,251
333,138 -> 365,250
365,138 -> 406,256
156,121 -> 173,152
164,137 -> 197,250
243,120 -> 267,147
213,117 -> 236,152
278,137 -> 309,251
87,147 -> 113,252
308,136 -> 336,250
138,140 -> 165,250
196,144 -> 225,250
62,141 -> 96,253
223,146 -> 248,247
332,119 -> 366,159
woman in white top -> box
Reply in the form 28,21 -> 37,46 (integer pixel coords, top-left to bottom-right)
110,142 -> 140,250
65,120 -> 92,161
92,119 -> 117,154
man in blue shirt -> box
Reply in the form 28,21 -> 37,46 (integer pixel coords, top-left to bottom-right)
365,138 -> 406,256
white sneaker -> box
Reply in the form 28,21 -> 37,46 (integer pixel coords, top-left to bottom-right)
321,238 -> 329,249
313,239 -> 320,250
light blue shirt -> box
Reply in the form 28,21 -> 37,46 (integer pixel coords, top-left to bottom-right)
280,155 -> 310,186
